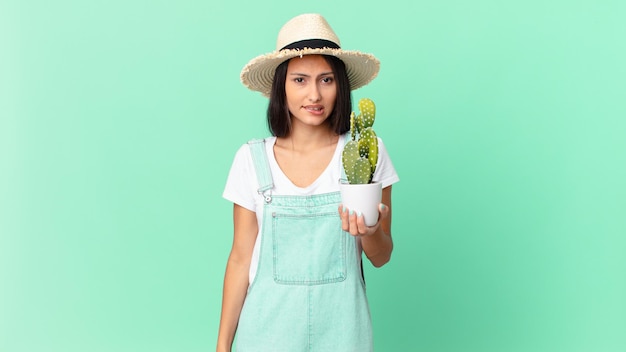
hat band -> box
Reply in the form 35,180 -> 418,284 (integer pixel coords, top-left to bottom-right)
281,39 -> 340,51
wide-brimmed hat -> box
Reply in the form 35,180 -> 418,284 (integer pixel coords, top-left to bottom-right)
240,13 -> 380,96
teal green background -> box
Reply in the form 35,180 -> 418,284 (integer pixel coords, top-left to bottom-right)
1,0 -> 625,351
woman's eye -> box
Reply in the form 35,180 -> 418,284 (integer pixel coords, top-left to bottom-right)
294,77 -> 304,83
322,77 -> 333,83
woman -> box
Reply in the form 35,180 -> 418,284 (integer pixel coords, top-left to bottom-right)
217,13 -> 399,352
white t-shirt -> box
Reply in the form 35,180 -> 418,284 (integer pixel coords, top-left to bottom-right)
223,134 -> 399,283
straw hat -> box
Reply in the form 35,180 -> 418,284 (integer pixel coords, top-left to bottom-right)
240,13 -> 380,96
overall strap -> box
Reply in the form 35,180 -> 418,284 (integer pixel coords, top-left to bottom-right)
247,138 -> 274,202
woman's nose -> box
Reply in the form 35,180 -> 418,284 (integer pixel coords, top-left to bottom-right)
308,84 -> 321,102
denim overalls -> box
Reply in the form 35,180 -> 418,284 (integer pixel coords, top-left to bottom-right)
235,139 -> 373,352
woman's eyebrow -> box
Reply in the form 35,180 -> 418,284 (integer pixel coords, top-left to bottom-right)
288,71 -> 334,77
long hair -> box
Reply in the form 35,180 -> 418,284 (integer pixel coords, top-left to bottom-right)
266,55 -> 352,137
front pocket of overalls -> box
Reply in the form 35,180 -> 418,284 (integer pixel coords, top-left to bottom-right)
272,211 -> 346,285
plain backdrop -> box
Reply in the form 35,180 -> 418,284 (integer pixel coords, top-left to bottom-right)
1,0 -> 625,351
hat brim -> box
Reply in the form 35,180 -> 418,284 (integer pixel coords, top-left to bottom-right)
240,48 -> 380,97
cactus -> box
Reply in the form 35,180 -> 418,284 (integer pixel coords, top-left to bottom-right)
342,98 -> 379,184
359,97 -> 375,129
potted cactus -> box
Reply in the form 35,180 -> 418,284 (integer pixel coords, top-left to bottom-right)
340,98 -> 382,226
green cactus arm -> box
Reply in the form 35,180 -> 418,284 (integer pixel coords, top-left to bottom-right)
354,157 -> 372,184
355,113 -> 364,134
369,139 -> 378,174
359,98 -> 376,129
361,127 -> 378,173
343,97 -> 379,184
342,140 -> 360,184
358,138 -> 369,159
349,112 -> 356,141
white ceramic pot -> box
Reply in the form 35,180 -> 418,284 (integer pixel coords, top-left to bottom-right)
339,182 -> 382,227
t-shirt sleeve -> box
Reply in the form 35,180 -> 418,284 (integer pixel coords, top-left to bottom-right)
222,144 -> 258,212
372,137 -> 400,188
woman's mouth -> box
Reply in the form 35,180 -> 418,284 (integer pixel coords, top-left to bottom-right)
304,105 -> 324,115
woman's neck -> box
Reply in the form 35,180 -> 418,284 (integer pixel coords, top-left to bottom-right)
277,124 -> 338,152
273,124 -> 341,188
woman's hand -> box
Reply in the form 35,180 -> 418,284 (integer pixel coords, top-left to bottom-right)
338,203 -> 390,237
339,186 -> 393,267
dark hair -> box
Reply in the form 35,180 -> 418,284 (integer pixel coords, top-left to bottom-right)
267,55 -> 352,137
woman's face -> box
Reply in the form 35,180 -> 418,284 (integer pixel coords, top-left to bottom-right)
285,55 -> 337,130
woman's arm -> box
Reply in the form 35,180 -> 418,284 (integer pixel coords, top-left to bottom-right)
216,204 -> 258,352
340,185 -> 393,267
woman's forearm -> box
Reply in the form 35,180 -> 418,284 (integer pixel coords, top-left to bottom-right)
361,226 -> 393,267
361,186 -> 393,267
216,253 -> 251,351
217,205 -> 258,352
